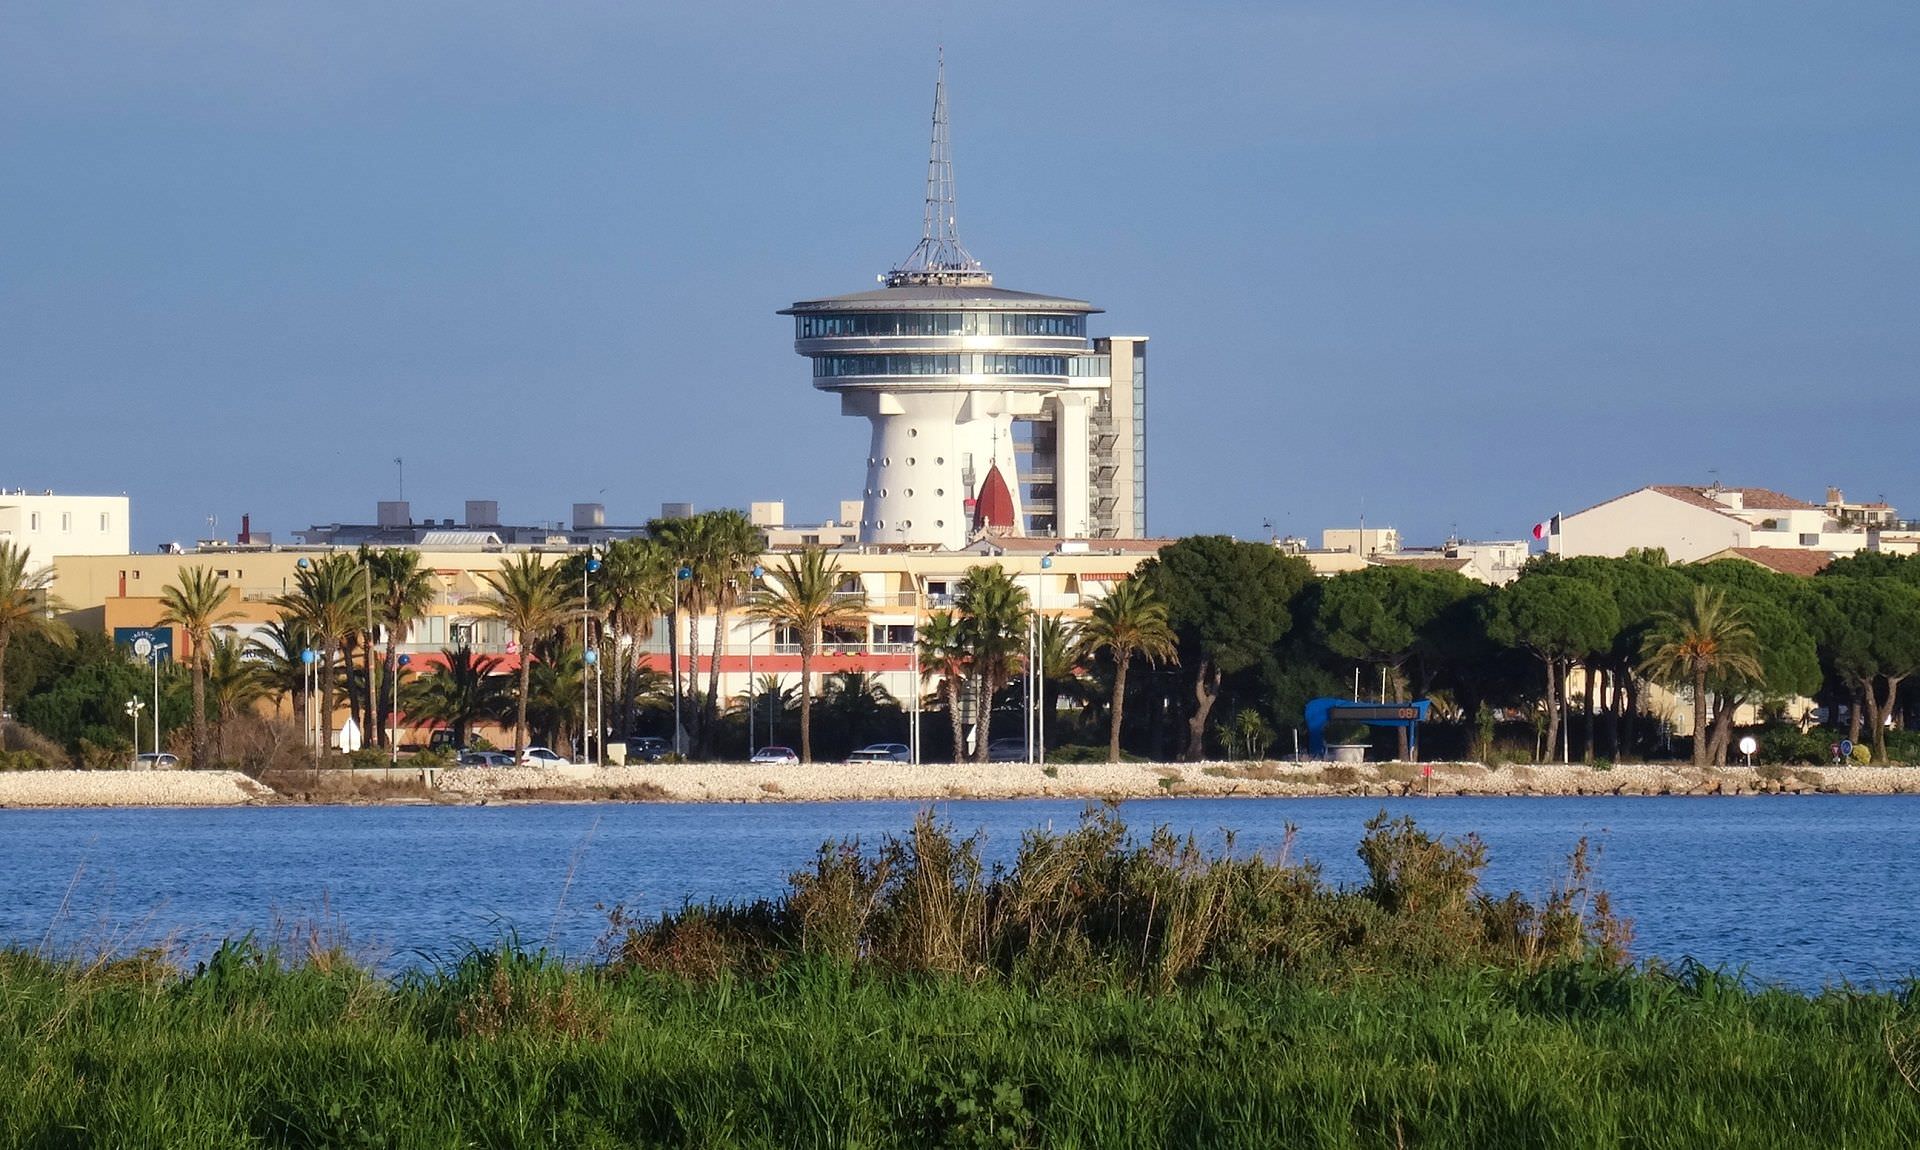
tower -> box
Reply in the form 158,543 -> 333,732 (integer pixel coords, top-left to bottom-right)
782,55 -> 1145,549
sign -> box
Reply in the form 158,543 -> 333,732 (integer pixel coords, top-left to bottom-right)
115,627 -> 174,661
1840,739 -> 1854,759
1738,736 -> 1758,757
1328,705 -> 1421,722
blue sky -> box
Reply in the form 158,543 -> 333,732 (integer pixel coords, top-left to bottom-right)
3,2 -> 1915,550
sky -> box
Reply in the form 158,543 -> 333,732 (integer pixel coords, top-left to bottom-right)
2,2 -> 1916,551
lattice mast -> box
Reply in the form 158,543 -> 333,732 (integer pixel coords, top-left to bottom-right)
887,50 -> 991,287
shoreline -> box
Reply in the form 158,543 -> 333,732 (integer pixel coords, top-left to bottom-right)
1,760 -> 1915,808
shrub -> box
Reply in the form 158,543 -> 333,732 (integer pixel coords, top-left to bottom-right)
1045,744 -> 1147,765
1759,726 -> 1831,766
1882,729 -> 1920,765
0,749 -> 53,771
1851,744 -> 1872,766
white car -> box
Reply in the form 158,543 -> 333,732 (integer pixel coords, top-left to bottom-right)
517,747 -> 568,767
749,745 -> 799,765
131,752 -> 180,771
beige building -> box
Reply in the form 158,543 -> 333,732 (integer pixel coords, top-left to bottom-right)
0,489 -> 131,575
1550,484 -> 1874,564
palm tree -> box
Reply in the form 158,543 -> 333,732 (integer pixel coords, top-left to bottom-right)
649,515 -> 714,749
747,548 -> 861,762
473,554 -> 577,755
698,511 -> 764,756
369,550 -> 437,750
1075,577 -> 1179,762
159,566 -> 240,766
917,610 -> 970,761
819,670 -> 899,752
592,537 -> 673,740
0,542 -> 71,746
205,631 -> 269,763
954,565 -> 1031,763
272,554 -> 365,758
404,645 -> 511,749
1639,586 -> 1764,767
249,616 -> 316,729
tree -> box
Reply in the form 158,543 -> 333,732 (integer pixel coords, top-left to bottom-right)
1637,586 -> 1762,767
1075,577 -> 1178,762
405,645 -> 511,749
1687,561 -> 1821,764
272,554 -> 366,758
369,550 -> 437,750
697,511 -> 764,756
1316,565 -> 1474,757
1140,537 -> 1311,760
1488,574 -> 1619,763
473,554 -> 577,756
0,542 -> 72,747
158,566 -> 241,766
916,610 -> 970,762
248,617 -> 317,732
818,671 -> 900,753
954,564 -> 1031,763
589,537 -> 673,740
747,548 -> 861,762
1808,577 -> 1920,763
205,631 -> 268,763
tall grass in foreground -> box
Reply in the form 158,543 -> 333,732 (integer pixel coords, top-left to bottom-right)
0,808 -> 1915,1147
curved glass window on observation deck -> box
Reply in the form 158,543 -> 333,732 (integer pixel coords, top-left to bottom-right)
796,312 -> 1086,339
813,354 -> 1070,378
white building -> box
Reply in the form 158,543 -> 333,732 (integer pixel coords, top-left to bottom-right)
1549,485 -> 1873,564
0,489 -> 131,575
783,58 -> 1146,550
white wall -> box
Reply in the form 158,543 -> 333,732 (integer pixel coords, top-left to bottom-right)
0,493 -> 131,575
1552,489 -> 1750,562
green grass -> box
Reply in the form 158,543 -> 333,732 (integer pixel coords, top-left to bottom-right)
0,949 -> 1915,1148
2,808 -> 1916,1146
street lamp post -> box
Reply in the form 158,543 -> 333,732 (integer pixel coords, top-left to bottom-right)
670,565 -> 692,757
584,647 -> 601,764
582,554 -> 601,764
909,574 -> 922,766
300,647 -> 318,767
1037,555 -> 1050,765
390,654 -> 410,765
124,698 -> 143,761
149,642 -> 168,760
743,565 -> 763,756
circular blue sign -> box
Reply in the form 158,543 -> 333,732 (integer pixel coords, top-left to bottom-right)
300,648 -> 316,665
1840,739 -> 1854,758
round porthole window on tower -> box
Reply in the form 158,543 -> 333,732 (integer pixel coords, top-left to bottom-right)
936,457 -> 944,465
883,457 -> 891,467
905,489 -> 914,498
907,458 -> 916,466
880,489 -> 888,498
909,428 -> 919,438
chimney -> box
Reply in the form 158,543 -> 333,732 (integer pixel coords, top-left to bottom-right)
239,513 -> 252,544
377,501 -> 410,528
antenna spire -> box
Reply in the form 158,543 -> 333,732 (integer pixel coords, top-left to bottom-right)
887,49 -> 991,287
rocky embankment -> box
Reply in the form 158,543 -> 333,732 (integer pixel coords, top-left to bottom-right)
3,761 -> 1914,808
0,770 -> 275,808
434,759 -> 1920,804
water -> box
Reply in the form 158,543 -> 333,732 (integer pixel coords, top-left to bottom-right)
2,796 -> 1915,988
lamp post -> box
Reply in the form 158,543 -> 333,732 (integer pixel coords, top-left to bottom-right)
909,573 -> 922,766
743,565 -> 763,756
124,698 -> 144,761
300,647 -> 318,767
584,646 -> 601,765
582,553 -> 601,764
670,565 -> 692,756
391,654 -> 410,765
1036,555 -> 1050,766
149,641 -> 168,760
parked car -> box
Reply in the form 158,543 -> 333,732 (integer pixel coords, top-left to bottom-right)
846,743 -> 911,764
427,729 -> 460,752
458,751 -> 515,768
986,737 -> 1030,762
517,746 -> 568,767
750,745 -> 799,765
626,736 -> 671,763
131,752 -> 180,770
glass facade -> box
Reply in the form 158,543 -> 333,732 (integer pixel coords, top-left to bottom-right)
1067,354 -> 1111,378
814,354 -> 1070,378
796,312 -> 1086,339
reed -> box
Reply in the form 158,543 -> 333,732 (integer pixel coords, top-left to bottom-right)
1,810 -> 1914,1147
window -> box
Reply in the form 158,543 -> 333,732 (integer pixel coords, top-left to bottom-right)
813,354 -> 1068,378
99,513 -> 109,531
795,311 -> 1085,340
60,513 -> 70,532
1800,533 -> 1819,546
28,513 -> 39,531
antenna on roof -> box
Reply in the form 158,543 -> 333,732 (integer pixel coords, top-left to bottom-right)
886,48 -> 991,288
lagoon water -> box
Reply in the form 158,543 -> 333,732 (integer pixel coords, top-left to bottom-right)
2,796 -> 1915,988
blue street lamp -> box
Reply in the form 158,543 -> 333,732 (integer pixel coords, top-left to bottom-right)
670,565 -> 694,756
